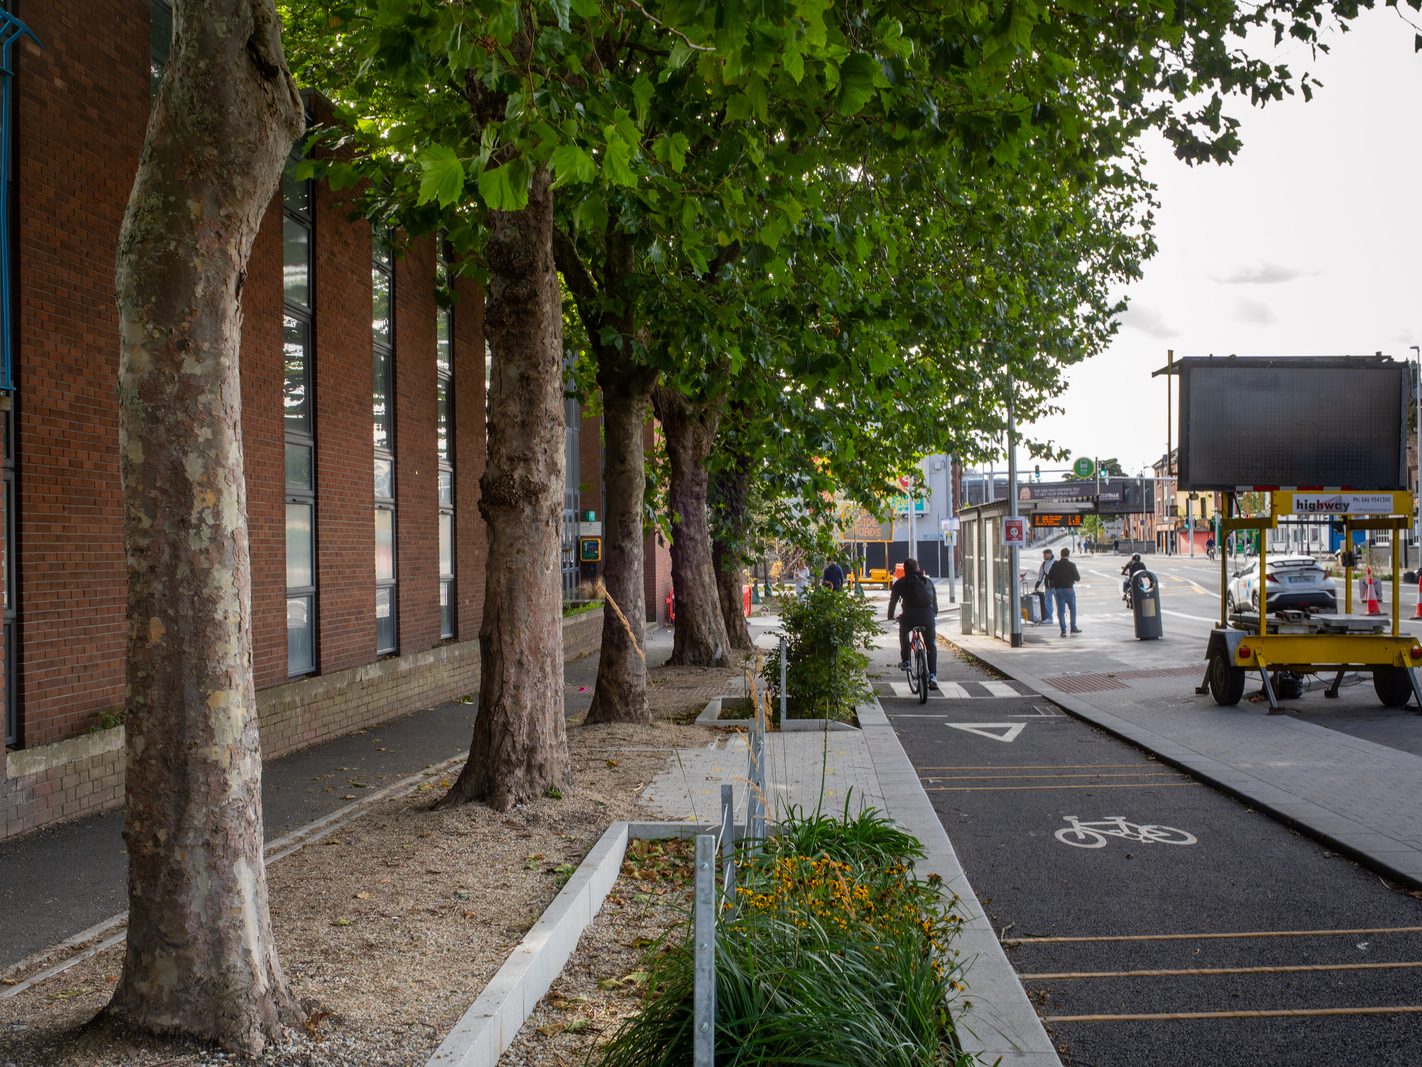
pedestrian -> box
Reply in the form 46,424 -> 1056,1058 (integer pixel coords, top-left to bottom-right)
794,563 -> 810,593
822,559 -> 845,591
1112,538 -> 1120,554
1032,548 -> 1055,626
1205,535 -> 1216,561
1047,548 -> 1082,636
888,558 -> 940,689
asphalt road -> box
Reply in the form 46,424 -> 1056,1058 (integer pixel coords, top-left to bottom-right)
875,631 -> 1422,1067
1024,549 -> 1422,757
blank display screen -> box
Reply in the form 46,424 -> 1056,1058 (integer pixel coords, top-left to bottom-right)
1178,359 -> 1407,490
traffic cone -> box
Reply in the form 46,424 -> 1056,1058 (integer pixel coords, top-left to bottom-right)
1365,569 -> 1382,616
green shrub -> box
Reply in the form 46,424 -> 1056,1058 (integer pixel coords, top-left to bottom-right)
763,585 -> 879,722
596,809 -> 968,1067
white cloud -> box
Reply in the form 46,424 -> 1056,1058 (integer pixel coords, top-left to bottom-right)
1212,261 -> 1315,285
1120,304 -> 1177,339
1233,299 -> 1277,325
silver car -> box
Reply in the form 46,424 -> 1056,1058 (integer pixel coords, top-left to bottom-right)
1226,555 -> 1337,615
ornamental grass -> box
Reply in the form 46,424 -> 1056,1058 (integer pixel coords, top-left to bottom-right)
596,809 -> 971,1066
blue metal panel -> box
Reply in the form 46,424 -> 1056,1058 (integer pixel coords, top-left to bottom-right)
0,12 -> 39,393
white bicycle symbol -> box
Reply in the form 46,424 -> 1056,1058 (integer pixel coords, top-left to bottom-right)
1055,815 -> 1197,849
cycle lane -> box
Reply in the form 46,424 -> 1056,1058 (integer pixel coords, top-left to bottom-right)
878,647 -> 1422,1067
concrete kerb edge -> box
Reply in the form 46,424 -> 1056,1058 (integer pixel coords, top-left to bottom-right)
427,819 -> 748,1067
694,695 -> 859,732
949,633 -> 1422,894
855,696 -> 1063,1066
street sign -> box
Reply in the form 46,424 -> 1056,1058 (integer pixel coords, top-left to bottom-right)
1002,517 -> 1026,546
1072,457 -> 1095,479
578,536 -> 602,562
1030,512 -> 1085,528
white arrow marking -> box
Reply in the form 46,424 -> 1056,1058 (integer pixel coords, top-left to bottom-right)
946,723 -> 1026,743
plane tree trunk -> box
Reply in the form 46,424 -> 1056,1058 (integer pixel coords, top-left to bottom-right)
107,0 -> 304,1052
440,166 -> 570,811
553,228 -> 655,724
710,443 -> 755,652
653,384 -> 729,667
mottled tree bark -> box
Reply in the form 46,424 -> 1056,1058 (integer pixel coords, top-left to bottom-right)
584,368 -> 655,723
710,448 -> 754,652
440,166 -> 570,810
107,0 -> 303,1053
653,385 -> 729,666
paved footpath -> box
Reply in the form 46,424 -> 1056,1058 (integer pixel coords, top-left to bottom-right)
952,611 -> 1422,891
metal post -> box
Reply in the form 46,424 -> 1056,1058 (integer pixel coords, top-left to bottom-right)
1414,346 -> 1421,570
693,834 -> 716,1067
720,784 -> 736,898
1166,349 -> 1173,557
945,455 -> 956,601
1007,380 -> 1021,647
908,471 -> 917,563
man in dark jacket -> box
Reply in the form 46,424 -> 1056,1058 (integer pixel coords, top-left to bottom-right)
822,560 -> 845,591
888,558 -> 939,687
1047,548 -> 1082,636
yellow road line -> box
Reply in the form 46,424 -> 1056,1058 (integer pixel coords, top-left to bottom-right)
1046,1005 -> 1422,1024
916,763 -> 1169,771
922,771 -> 1178,781
1005,926 -> 1422,946
1024,961 -> 1422,980
926,782 -> 1201,793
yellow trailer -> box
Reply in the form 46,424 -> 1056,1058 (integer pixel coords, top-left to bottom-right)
1199,490 -> 1422,712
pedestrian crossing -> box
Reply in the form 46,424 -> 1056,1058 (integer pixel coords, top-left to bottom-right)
883,678 -> 1035,700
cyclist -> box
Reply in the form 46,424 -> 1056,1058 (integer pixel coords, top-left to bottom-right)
888,558 -> 939,689
1205,536 -> 1216,561
1121,552 -> 1146,606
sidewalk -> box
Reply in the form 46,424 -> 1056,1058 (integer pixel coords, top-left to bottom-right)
952,622 -> 1422,891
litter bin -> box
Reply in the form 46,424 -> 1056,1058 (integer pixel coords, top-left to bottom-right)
1131,570 -> 1163,640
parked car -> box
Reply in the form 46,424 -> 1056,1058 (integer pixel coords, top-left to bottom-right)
1226,555 -> 1337,615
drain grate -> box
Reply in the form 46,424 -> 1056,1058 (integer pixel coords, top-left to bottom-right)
1043,673 -> 1128,693
1043,664 -> 1202,694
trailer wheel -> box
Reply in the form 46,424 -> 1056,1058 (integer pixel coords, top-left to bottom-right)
1208,648 -> 1246,706
1373,667 -> 1413,708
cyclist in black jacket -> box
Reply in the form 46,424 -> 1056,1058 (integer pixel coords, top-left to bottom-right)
888,559 -> 940,688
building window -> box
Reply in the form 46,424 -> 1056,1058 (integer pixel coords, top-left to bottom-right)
372,231 -> 397,654
436,256 -> 455,638
149,0 -> 171,96
284,163 -> 316,675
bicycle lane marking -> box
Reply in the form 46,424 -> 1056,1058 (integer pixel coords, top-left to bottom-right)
881,673 -> 1422,1064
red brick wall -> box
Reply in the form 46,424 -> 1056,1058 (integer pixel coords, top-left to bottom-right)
312,185 -> 376,673
12,3 -> 147,743
244,193 -> 287,690
394,237 -> 439,652
451,275 -> 486,640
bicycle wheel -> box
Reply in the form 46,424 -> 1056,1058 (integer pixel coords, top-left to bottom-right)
1138,824 -> 1197,846
1054,827 -> 1107,849
914,645 -> 929,704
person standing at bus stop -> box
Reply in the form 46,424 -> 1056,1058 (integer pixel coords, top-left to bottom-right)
1048,548 -> 1083,636
1033,548 -> 1055,626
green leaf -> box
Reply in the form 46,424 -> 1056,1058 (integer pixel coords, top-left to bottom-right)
836,53 -> 879,116
550,144 -> 598,187
417,145 -> 465,208
602,128 -> 637,188
569,0 -> 598,15
477,158 -> 531,212
783,39 -> 805,84
548,0 -> 571,32
631,74 -> 654,124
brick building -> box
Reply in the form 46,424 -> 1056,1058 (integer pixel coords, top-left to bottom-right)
0,2 -> 669,840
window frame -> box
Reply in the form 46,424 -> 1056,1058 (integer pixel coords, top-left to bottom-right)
283,160 -> 318,677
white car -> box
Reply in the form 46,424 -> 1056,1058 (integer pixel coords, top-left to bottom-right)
1226,555 -> 1337,615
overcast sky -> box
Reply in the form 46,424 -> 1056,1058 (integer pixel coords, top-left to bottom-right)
1025,9 -> 1422,478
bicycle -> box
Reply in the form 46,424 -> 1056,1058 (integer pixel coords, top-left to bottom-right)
902,626 -> 930,705
1054,815 -> 1197,849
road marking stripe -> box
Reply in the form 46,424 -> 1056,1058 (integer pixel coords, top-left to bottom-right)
925,782 -> 1201,792
982,680 -> 1021,697
1023,961 -> 1422,979
917,763 -> 1163,771
1045,1005 -> 1422,1024
1004,926 -> 1422,945
922,771 -> 1178,781
1162,609 -> 1222,624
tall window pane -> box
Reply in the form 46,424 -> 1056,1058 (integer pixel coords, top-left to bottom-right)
283,317 -> 310,433
286,503 -> 314,588
283,217 -> 310,308
372,348 -> 391,451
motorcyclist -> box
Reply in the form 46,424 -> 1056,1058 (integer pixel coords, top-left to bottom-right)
1121,553 -> 1146,606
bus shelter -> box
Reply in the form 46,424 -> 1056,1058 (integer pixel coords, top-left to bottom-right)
959,500 -> 1089,641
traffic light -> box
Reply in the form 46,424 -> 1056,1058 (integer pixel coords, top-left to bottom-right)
1034,464 -> 1041,482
